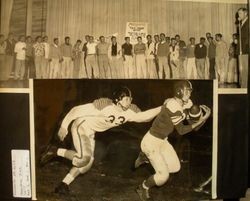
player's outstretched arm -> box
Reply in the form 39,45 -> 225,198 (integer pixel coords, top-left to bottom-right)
58,103 -> 98,141
129,106 -> 161,123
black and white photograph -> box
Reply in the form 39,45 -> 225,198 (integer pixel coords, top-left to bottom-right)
0,0 -> 249,88
34,79 -> 213,201
0,0 -> 249,201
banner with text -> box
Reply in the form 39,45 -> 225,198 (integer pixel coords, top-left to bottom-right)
125,22 -> 148,44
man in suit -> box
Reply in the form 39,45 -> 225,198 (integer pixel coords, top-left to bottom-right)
237,7 -> 249,88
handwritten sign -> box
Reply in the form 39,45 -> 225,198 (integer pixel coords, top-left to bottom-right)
125,22 -> 148,44
11,150 -> 31,198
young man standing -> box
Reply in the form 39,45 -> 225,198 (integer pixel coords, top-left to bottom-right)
122,37 -> 134,79
145,35 -> 158,79
5,33 -> 15,80
14,35 -> 26,80
108,36 -> 122,78
153,34 -> 160,74
0,34 -> 7,80
61,36 -> 74,78
169,38 -> 180,79
33,36 -> 45,78
157,33 -> 170,79
97,36 -> 110,79
86,36 -> 99,79
207,36 -> 216,79
186,37 -> 197,79
42,36 -> 50,78
72,40 -> 82,78
40,86 -> 161,195
134,80 -> 211,201
82,35 -> 90,67
25,36 -> 34,79
48,38 -> 63,78
237,7 -> 249,88
134,36 -> 147,79
215,33 -> 228,84
175,35 -> 186,78
194,37 -> 207,79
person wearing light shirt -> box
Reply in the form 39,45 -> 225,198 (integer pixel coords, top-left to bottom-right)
108,36 -> 122,78
134,36 -> 147,79
145,35 -> 158,79
42,36 -> 50,78
86,36 -> 99,79
215,33 -> 228,84
61,36 -> 74,78
48,38 -> 63,78
14,35 -> 26,80
33,36 -> 45,78
72,40 -> 83,78
0,34 -> 7,80
186,37 -> 197,79
169,38 -> 180,78
156,33 -> 170,79
97,36 -> 110,79
175,34 -> 186,79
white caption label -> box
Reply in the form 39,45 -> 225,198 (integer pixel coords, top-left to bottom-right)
11,150 -> 31,198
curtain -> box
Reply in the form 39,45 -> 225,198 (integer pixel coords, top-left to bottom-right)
45,0 -> 246,45
0,0 -> 14,36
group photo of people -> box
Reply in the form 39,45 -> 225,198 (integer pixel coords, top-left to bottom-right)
0,0 -> 248,88
0,29 -> 245,86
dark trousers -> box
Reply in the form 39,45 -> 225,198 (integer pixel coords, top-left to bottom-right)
209,58 -> 216,79
25,56 -> 35,79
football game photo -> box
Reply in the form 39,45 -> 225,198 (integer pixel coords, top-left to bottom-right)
34,79 -> 214,201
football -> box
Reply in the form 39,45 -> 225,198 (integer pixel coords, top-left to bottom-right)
188,105 -> 202,122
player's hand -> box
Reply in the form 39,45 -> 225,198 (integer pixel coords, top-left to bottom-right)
58,127 -> 68,141
200,105 -> 211,121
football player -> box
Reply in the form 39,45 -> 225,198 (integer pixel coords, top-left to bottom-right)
40,86 -> 161,194
134,80 -> 211,201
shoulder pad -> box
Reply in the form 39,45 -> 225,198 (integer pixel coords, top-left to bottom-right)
93,98 -> 113,110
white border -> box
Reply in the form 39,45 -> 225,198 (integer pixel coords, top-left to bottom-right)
218,88 -> 248,94
166,0 -> 247,4
29,79 -> 37,200
212,79 -> 218,199
0,88 -> 30,93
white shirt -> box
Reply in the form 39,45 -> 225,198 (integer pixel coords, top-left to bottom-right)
170,45 -> 180,61
145,42 -> 155,59
61,98 -> 140,133
43,42 -> 50,59
87,42 -> 97,55
14,42 -> 26,60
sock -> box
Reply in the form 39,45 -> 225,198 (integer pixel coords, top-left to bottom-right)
57,148 -> 67,157
62,173 -> 75,185
142,180 -> 149,190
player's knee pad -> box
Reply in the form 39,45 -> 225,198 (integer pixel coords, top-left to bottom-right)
153,170 -> 170,186
72,155 -> 92,168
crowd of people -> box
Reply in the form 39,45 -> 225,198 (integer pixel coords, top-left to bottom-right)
0,32 -> 239,84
